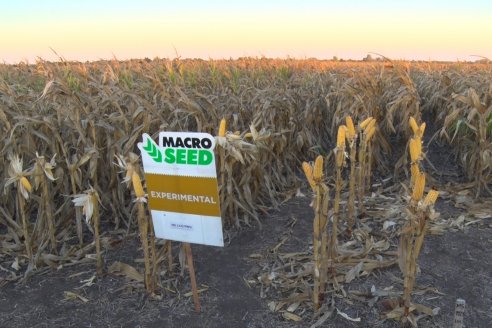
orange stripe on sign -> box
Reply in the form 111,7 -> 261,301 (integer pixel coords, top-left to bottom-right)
145,174 -> 221,217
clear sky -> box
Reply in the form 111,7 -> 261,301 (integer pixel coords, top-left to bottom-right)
1,0 -> 491,63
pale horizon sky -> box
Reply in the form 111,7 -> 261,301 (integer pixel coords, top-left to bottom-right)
1,0 -> 492,64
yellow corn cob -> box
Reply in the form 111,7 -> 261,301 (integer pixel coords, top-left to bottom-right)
409,137 -> 422,162
337,125 -> 347,147
132,172 -> 145,198
419,122 -> 426,138
345,116 -> 356,139
359,117 -> 374,130
411,173 -> 425,202
313,155 -> 324,182
364,118 -> 376,133
409,117 -> 419,136
423,189 -> 439,206
302,162 -> 316,190
410,163 -> 420,184
20,176 -> 32,193
218,118 -> 226,137
365,125 -> 376,142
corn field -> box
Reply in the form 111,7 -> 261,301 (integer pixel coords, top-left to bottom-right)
1,59 -> 491,319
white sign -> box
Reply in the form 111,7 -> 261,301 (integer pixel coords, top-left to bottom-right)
138,132 -> 223,247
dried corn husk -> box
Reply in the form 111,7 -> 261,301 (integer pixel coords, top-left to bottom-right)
365,125 -> 376,142
418,122 -> 426,138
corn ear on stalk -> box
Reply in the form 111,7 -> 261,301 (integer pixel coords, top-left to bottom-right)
423,189 -> 439,206
336,125 -> 347,168
409,117 -> 419,136
345,116 -> 356,139
409,117 -> 426,138
409,137 -> 422,162
313,155 -> 324,182
411,173 -> 426,202
410,163 -> 420,184
132,172 -> 145,198
359,116 -> 373,130
218,118 -> 226,137
20,176 -> 32,193
302,162 -> 316,191
337,125 -> 347,147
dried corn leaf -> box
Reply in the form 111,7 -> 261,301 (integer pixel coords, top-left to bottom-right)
184,287 -> 208,297
282,311 -> 302,322
108,261 -> 144,282
345,261 -> 364,283
336,308 -> 361,322
64,291 -> 89,303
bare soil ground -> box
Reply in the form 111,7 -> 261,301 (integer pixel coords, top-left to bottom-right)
1,193 -> 491,328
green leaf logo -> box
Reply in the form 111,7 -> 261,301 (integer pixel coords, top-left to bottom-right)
142,135 -> 163,163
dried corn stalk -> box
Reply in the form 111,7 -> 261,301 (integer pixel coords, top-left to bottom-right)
72,187 -> 103,275
302,157 -> 330,311
66,152 -> 95,246
133,171 -> 153,293
115,154 -> 154,293
399,117 -> 440,322
440,87 -> 492,197
345,116 -> 358,234
357,118 -> 376,212
4,155 -> 33,261
332,125 -> 347,276
33,153 -> 57,254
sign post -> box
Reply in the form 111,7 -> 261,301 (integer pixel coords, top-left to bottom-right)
184,242 -> 200,312
138,132 -> 223,311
